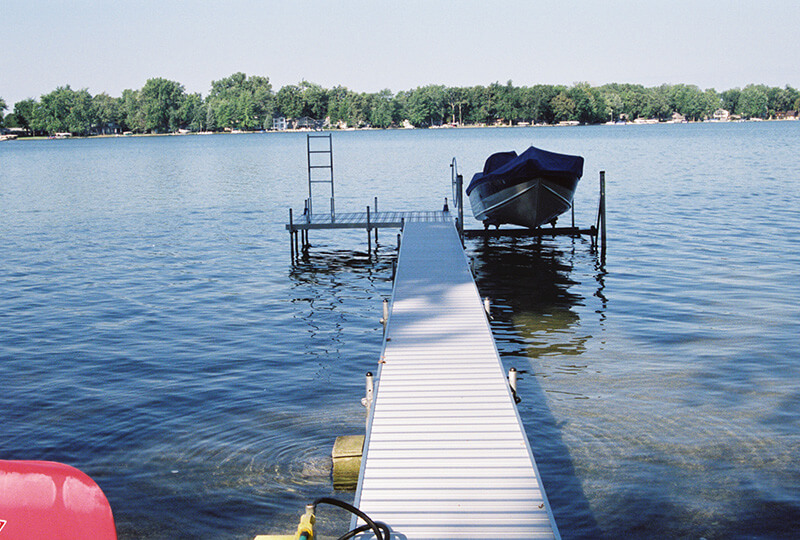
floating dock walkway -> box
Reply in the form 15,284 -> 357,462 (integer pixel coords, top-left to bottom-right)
352,220 -> 560,539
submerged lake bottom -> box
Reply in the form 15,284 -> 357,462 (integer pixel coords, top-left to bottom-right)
1,123 -> 799,539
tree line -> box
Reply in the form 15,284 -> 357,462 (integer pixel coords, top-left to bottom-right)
2,73 -> 799,136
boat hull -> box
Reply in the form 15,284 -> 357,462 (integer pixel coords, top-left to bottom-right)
468,175 -> 580,229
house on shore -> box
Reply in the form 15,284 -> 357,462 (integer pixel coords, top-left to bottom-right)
272,117 -> 287,131
713,109 -> 731,122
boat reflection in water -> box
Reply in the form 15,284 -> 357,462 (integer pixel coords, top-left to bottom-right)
467,236 -> 605,539
467,146 -> 584,229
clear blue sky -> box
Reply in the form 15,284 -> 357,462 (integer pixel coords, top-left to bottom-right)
3,0 -> 799,107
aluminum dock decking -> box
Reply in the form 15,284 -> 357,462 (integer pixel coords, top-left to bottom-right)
353,220 -> 559,539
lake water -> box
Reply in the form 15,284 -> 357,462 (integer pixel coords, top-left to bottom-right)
2,123 -> 799,539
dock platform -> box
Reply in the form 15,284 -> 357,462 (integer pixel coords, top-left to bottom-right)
286,210 -> 450,231
352,221 -> 559,539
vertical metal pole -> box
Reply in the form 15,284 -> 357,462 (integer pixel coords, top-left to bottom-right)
599,171 -> 607,254
362,371 -> 374,429
508,367 -> 518,394
328,133 -> 334,211
571,200 -> 575,229
366,205 -> 371,254
306,136 -> 313,216
374,197 -> 379,245
381,299 -> 389,333
289,208 -> 295,262
508,367 -> 521,404
456,174 -> 464,245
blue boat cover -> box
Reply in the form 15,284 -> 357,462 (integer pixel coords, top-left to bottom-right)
466,146 -> 584,196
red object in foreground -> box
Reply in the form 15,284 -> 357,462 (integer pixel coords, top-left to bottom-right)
0,460 -> 117,540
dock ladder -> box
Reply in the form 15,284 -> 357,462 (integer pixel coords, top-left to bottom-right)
306,133 -> 335,218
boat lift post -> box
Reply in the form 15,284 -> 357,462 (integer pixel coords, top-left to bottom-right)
451,158 -> 464,244
595,170 -> 607,258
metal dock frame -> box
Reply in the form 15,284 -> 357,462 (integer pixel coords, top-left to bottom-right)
352,221 -> 560,539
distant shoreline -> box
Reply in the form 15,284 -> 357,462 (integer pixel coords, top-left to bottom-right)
4,116 -> 797,142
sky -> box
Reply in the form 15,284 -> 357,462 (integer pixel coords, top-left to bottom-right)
3,0 -> 799,108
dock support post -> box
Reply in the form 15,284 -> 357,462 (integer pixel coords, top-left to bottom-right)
289,208 -> 295,262
380,299 -> 389,332
571,200 -> 575,229
508,367 -> 521,404
374,197 -> 379,245
366,206 -> 371,254
361,371 -> 374,428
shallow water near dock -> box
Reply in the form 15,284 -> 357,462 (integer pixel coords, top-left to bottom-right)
2,123 -> 799,539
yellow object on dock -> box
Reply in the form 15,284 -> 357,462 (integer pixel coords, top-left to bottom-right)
254,504 -> 314,540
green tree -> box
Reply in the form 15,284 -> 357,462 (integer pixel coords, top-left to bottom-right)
0,96 -> 6,127
492,81 -> 519,124
568,82 -> 607,124
13,99 -> 37,133
769,85 -> 799,116
522,85 -> 562,124
405,85 -> 447,127
642,84 -> 671,120
551,91 -> 576,122
299,81 -> 328,120
738,84 -> 769,118
32,85 -> 93,134
445,87 -> 468,125
139,77 -> 186,133
368,89 -> 396,128
207,72 -> 274,130
275,84 -> 303,119
119,89 -> 144,132
721,88 -> 740,115
180,93 -> 205,131
91,92 -> 121,133
600,88 -> 623,122
66,88 -> 93,134
669,84 -> 707,120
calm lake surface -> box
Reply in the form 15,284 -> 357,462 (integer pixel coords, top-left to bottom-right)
2,123 -> 799,539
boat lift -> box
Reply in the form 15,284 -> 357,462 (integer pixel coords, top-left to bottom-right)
449,158 -> 607,256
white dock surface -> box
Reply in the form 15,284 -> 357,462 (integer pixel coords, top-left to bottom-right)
353,221 -> 559,539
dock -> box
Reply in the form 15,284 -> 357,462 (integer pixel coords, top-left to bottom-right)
352,220 -> 560,539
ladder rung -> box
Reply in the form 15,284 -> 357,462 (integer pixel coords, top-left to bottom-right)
309,165 -> 333,169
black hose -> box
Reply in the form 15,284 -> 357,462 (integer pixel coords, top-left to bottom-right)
313,497 -> 390,540
336,522 -> 391,540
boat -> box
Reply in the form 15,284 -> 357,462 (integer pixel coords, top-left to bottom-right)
466,145 -> 584,228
